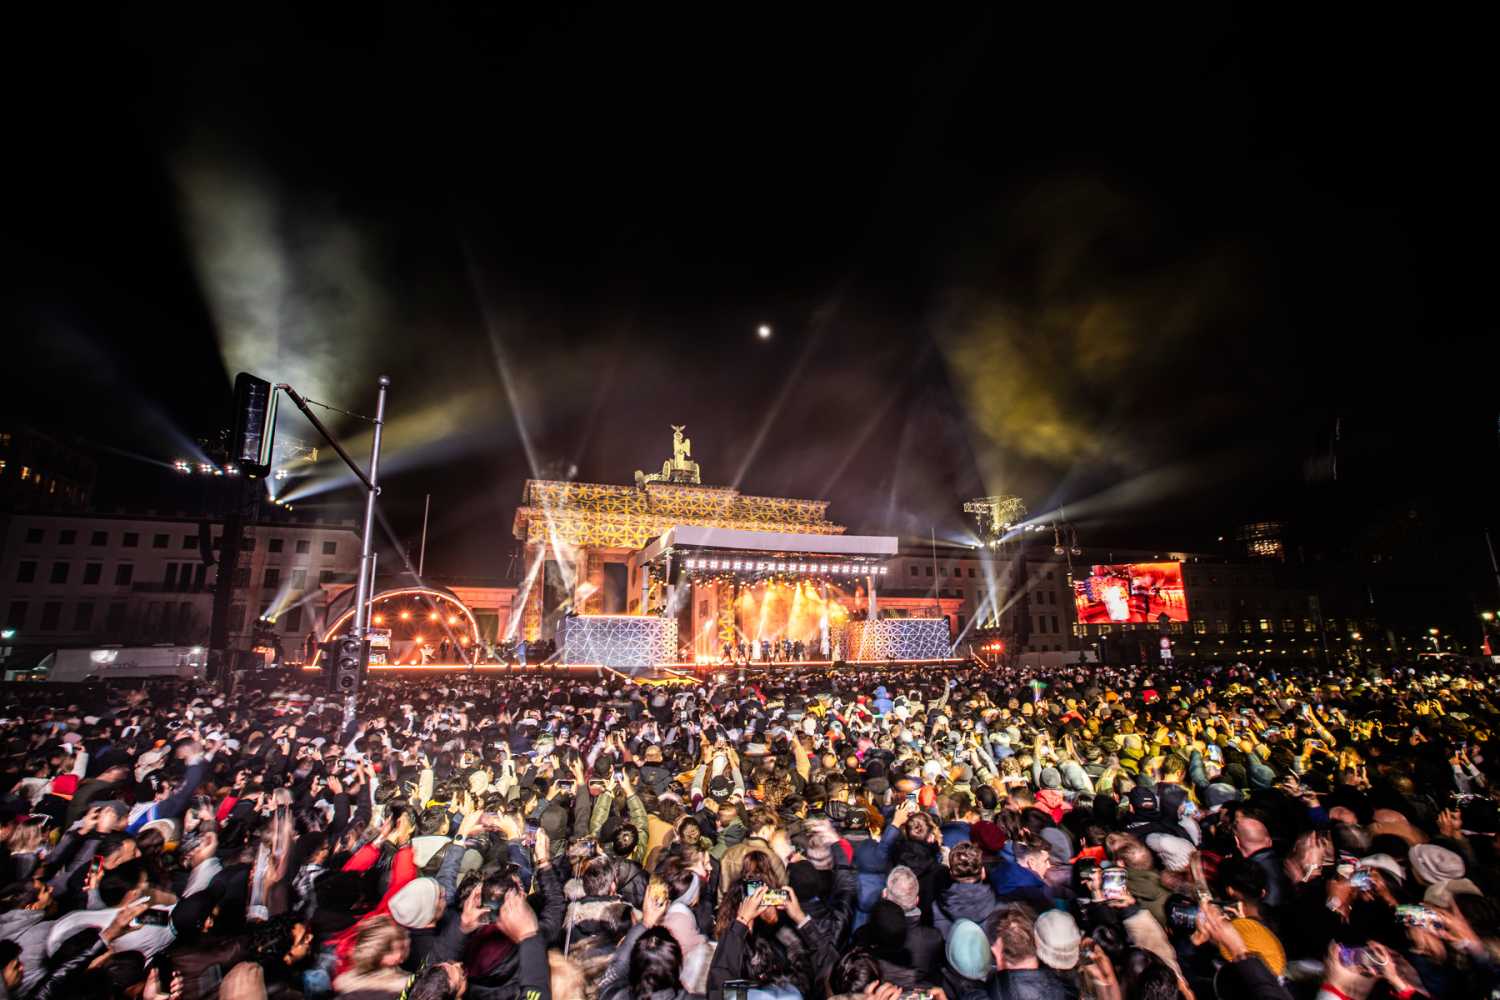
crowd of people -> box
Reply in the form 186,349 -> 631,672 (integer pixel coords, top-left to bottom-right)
0,657 -> 1496,1000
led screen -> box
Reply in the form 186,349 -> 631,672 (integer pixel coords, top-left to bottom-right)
1072,562 -> 1188,623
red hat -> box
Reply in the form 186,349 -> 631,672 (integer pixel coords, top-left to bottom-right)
51,774 -> 79,798
970,820 -> 1007,855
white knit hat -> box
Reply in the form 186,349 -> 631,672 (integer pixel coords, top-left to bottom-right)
387,877 -> 442,928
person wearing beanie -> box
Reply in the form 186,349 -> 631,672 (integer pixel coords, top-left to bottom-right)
1408,843 -> 1465,885
1033,910 -> 1081,971
851,899 -> 927,988
388,877 -> 443,931
944,918 -> 994,988
982,906 -> 1075,1000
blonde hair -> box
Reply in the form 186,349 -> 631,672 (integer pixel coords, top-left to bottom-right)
348,916 -> 409,975
548,949 -> 591,1000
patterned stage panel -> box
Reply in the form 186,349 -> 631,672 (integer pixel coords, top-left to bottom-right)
834,618 -> 952,661
559,615 -> 678,667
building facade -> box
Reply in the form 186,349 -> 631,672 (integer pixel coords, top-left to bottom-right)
887,543 -> 1076,653
0,427 -> 97,513
0,511 -> 360,658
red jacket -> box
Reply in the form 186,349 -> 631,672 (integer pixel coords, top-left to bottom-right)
331,841 -> 418,974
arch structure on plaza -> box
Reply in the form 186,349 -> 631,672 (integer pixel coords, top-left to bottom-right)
316,584 -> 482,663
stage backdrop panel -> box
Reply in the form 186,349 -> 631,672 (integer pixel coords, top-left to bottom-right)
559,615 -> 678,667
834,618 -> 951,661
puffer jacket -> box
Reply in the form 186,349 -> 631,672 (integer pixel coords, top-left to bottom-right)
932,880 -> 1001,937
852,825 -> 900,930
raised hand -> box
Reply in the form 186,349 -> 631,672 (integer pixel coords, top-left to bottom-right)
736,886 -> 768,928
459,883 -> 489,933
496,887 -> 539,943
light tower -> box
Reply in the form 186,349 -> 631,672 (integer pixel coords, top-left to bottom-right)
964,494 -> 1029,645
963,495 -> 1028,546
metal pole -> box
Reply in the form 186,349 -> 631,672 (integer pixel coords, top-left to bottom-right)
347,375 -> 390,727
418,494 -> 431,578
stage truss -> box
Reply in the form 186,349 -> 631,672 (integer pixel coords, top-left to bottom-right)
558,615 -> 679,668
835,618 -> 952,661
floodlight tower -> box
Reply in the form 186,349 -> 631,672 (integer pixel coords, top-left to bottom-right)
963,495 -> 1028,545
964,495 -> 1029,650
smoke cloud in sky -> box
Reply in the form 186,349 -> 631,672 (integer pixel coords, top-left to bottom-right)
933,176 -> 1266,517
173,150 -> 391,407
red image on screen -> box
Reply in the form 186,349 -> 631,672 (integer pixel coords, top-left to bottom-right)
1072,562 -> 1188,624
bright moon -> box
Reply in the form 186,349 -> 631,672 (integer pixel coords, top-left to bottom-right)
757,324 -> 772,339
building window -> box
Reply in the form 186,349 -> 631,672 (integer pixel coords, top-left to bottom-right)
1258,618 -> 1271,632
83,562 -> 101,585
319,570 -> 337,585
5,602 -> 26,630
283,607 -> 303,632
1046,570 -> 1055,580
241,536 -> 255,552
39,602 -> 62,631
924,566 -> 933,576
322,541 -> 338,556
269,538 -> 284,553
115,564 -> 134,586
90,531 -> 107,546
1050,615 -> 1059,633
16,561 -> 37,584
182,535 -> 197,549
105,601 -> 126,632
73,602 -> 93,631
296,540 -> 310,554
264,568 -> 281,588
122,532 -> 139,548
49,562 -> 69,584
968,568 -> 976,578
163,564 -> 179,591
1282,618 -> 1295,632
24,528 -> 43,544
58,529 -> 76,544
291,569 -> 307,589
1194,619 -> 1207,634
1241,620 -> 1253,634
233,568 -> 250,588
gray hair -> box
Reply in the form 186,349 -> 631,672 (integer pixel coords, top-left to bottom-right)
884,865 -> 920,910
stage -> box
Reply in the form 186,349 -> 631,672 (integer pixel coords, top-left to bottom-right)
301,656 -> 975,683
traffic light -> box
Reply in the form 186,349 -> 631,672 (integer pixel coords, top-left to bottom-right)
322,635 -> 368,695
229,372 -> 277,479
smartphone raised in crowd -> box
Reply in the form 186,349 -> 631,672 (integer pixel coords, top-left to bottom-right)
1100,867 -> 1129,900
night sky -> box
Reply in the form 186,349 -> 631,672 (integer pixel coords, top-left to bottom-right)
5,5 -> 1497,585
